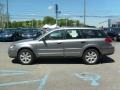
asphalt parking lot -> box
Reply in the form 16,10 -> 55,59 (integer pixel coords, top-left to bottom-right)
0,41 -> 120,90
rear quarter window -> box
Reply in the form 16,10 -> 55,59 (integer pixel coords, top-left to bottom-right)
82,29 -> 106,38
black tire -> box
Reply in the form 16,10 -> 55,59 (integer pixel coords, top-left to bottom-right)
18,49 -> 35,65
116,37 -> 120,42
82,49 -> 99,65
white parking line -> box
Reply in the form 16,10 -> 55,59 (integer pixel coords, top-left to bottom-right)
0,73 -> 49,89
0,70 -> 28,76
0,70 -> 28,73
0,73 -> 25,76
38,74 -> 49,90
0,79 -> 41,87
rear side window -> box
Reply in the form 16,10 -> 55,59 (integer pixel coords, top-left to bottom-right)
65,29 -> 82,39
82,29 -> 106,38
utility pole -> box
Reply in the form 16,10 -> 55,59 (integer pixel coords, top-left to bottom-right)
55,4 -> 58,25
31,19 -> 33,28
0,0 -> 4,29
55,4 -> 61,26
6,0 -> 9,28
66,18 -> 68,27
84,0 -> 86,26
108,19 -> 111,28
0,0 -> 2,28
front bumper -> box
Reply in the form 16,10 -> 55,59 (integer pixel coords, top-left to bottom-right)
0,37 -> 12,42
8,47 -> 18,58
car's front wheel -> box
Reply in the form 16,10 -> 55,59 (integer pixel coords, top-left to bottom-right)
83,49 -> 99,65
18,49 -> 35,65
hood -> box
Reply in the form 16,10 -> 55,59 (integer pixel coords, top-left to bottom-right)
0,32 -> 12,35
0,32 -> 12,37
22,32 -> 36,35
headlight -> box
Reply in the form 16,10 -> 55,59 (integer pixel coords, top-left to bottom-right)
22,34 -> 25,37
5,34 -> 12,37
10,45 -> 15,49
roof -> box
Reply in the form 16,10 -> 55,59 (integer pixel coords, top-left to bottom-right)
54,27 -> 99,30
44,27 -> 100,35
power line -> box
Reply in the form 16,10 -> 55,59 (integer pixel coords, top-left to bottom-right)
60,15 -> 120,18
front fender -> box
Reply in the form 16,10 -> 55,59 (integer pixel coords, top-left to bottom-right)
16,43 -> 36,56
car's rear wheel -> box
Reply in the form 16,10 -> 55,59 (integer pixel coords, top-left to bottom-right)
83,49 -> 99,65
18,49 -> 35,65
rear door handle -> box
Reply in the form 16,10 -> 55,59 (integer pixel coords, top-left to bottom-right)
81,41 -> 86,43
57,42 -> 62,44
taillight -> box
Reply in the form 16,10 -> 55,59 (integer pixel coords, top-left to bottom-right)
105,37 -> 112,43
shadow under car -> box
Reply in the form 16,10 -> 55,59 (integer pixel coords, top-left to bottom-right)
12,56 -> 115,65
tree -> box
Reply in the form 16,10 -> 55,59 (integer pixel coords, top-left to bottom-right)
37,20 -> 42,28
32,19 -> 37,28
43,16 -> 56,25
67,20 -> 74,26
25,21 -> 31,28
6,16 -> 93,28
76,20 -> 80,26
59,19 -> 66,26
59,19 -> 81,27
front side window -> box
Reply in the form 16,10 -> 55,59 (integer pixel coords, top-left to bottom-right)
45,30 -> 64,40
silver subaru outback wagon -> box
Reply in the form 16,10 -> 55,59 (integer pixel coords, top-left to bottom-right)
8,27 -> 114,65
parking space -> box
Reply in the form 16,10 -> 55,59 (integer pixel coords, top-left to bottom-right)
0,42 -> 120,90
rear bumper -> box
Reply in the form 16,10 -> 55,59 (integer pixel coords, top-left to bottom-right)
101,46 -> 114,55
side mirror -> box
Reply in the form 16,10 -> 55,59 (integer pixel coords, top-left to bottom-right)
42,38 -> 46,42
42,37 -> 47,46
